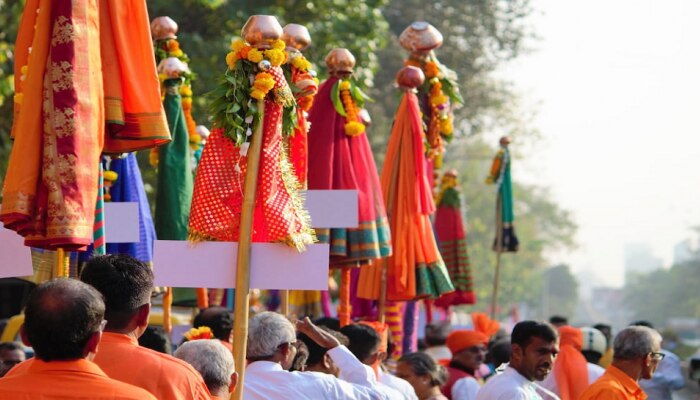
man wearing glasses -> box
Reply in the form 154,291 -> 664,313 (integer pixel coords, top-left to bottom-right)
579,325 -> 664,400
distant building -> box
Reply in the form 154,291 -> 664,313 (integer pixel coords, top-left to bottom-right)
624,242 -> 662,284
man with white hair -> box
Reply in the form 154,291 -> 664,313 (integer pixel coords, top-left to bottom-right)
243,312 -> 387,399
175,340 -> 237,400
579,325 -> 664,399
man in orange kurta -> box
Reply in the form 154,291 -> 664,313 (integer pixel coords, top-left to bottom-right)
579,326 -> 664,400
0,279 -> 155,400
80,254 -> 211,400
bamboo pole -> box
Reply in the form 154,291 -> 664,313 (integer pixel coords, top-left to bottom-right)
490,194 -> 504,320
54,248 -> 67,278
231,99 -> 265,400
280,289 -> 289,315
338,267 -> 351,327
163,287 -> 172,333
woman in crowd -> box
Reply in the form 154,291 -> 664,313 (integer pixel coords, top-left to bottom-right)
396,352 -> 449,400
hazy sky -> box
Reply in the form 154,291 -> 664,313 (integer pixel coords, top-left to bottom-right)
501,0 -> 700,287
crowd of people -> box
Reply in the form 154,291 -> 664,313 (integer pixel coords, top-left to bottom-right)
0,254 -> 689,399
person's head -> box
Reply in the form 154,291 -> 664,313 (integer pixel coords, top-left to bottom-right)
396,352 -> 447,399
313,317 -> 341,332
445,330 -> 488,373
580,327 -> 607,364
138,326 -> 172,355
193,307 -> 234,343
612,326 -> 663,380
0,342 -> 26,377
499,136 -> 512,147
175,340 -> 237,397
593,323 -> 612,348
549,316 -> 568,328
424,322 -> 450,347
21,278 -> 105,362
298,328 -> 348,376
486,338 -> 512,370
510,320 -> 559,381
340,323 -> 382,366
247,312 -> 297,369
80,254 -> 153,335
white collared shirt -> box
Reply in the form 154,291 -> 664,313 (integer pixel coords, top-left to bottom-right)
244,345 -> 387,400
475,366 -> 559,400
379,369 -> 419,400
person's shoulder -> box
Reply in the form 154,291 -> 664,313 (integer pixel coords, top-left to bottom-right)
101,377 -> 158,400
137,346 -> 204,379
578,380 -> 625,400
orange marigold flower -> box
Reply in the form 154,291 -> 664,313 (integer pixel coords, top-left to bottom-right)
424,61 -> 439,78
167,40 -> 180,51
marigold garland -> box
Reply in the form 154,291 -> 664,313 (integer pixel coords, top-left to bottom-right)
211,38 -> 297,145
339,80 -> 365,136
183,326 -> 214,341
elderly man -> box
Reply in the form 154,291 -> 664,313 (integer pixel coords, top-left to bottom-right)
630,321 -> 685,400
0,342 -> 25,377
80,254 -> 210,399
0,279 -> 154,399
175,340 -> 237,400
244,312 -> 387,399
441,329 -> 489,399
476,321 -> 560,400
579,325 -> 664,400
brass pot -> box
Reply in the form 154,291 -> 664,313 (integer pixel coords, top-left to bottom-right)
282,23 -> 311,51
399,21 -> 443,53
151,16 -> 178,40
242,15 -> 283,49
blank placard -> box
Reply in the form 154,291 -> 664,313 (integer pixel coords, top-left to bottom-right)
153,240 -> 329,290
304,190 -> 358,228
0,226 -> 33,278
104,202 -> 139,243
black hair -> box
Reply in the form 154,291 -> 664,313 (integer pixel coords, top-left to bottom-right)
581,350 -> 602,364
424,322 -> 450,346
313,317 -> 341,332
399,352 -> 447,386
138,326 -> 172,355
511,320 -> 558,349
549,315 -> 568,325
193,307 -> 234,341
24,279 -> 105,361
0,342 -> 23,352
629,320 -> 654,329
80,254 -> 153,330
486,338 -> 512,367
298,328 -> 348,367
340,323 -> 381,363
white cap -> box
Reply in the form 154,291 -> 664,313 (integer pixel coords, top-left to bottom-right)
581,327 -> 607,355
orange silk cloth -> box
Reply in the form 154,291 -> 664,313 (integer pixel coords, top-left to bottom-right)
286,64 -> 318,187
358,92 -> 449,301
554,326 -> 590,400
188,66 -> 315,249
93,332 -> 211,400
1,0 -> 169,250
0,358 -> 156,400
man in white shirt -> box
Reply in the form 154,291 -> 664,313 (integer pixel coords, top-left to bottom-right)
243,312 -> 387,400
476,321 -> 560,400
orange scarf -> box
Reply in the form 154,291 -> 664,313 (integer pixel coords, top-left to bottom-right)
554,326 -> 589,400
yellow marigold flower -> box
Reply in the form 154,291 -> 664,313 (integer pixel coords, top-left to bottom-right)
339,81 -> 351,91
172,49 -> 184,58
20,65 -> 28,75
189,133 -> 202,151
13,93 -> 23,104
181,97 -> 193,107
253,78 -> 275,92
103,170 -> 118,182
291,56 -> 311,71
344,121 -> 365,136
264,49 -> 285,66
247,48 -> 264,63
430,94 -> 448,106
439,117 -> 453,135
226,51 -> 239,70
180,85 -> 193,97
272,39 -> 286,50
231,38 -> 246,52
250,89 -> 266,100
